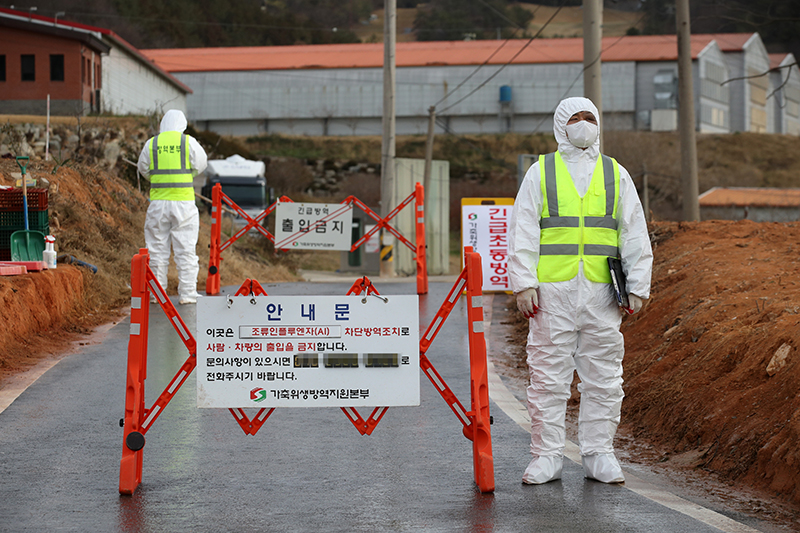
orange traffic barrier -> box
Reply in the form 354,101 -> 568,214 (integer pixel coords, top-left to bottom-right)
120,249 -> 197,495
119,246 -> 491,495
205,182 -> 428,296
418,246 -> 494,492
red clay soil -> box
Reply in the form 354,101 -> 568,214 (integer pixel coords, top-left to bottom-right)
620,219 -> 800,509
0,265 -> 107,381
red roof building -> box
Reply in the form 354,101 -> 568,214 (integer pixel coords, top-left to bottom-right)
0,7 -> 191,116
0,8 -> 109,115
699,187 -> 800,222
139,34 -> 741,137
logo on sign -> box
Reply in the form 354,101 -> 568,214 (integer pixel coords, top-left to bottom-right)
468,213 -> 478,220
250,387 -> 267,402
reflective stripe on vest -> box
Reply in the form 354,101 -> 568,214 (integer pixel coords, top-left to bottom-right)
537,151 -> 620,284
148,131 -> 194,201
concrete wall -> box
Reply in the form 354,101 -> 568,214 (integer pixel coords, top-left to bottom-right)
701,206 -> 800,222
394,158 -> 449,276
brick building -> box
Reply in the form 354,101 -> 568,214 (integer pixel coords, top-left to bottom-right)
0,8 -> 190,116
0,8 -> 108,115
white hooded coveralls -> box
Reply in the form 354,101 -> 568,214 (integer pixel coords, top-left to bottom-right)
137,110 -> 208,302
508,98 -> 653,466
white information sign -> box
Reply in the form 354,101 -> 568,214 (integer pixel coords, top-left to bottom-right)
462,202 -> 513,292
274,201 -> 353,250
196,295 -> 420,408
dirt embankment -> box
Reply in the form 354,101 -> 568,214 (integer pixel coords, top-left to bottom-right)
622,220 -> 800,506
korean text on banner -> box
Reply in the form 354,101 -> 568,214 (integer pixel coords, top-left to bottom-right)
274,201 -> 354,250
197,295 -> 420,408
461,199 -> 514,292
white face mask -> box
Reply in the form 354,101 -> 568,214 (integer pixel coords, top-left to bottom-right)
565,120 -> 598,149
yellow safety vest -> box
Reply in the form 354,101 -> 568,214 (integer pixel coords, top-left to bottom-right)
148,131 -> 194,201
537,151 -> 620,284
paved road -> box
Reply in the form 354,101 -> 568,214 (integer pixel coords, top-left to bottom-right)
0,279 -> 768,532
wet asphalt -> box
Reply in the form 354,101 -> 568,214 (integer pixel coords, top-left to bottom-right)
0,280 -> 767,532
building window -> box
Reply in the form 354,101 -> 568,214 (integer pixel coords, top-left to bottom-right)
653,69 -> 678,109
0,55 -> 5,82
50,54 -> 64,81
21,54 -> 35,81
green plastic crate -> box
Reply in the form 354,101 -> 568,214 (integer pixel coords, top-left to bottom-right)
0,210 -> 49,230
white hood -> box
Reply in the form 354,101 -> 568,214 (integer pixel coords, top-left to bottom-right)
554,97 -> 600,196
159,109 -> 188,133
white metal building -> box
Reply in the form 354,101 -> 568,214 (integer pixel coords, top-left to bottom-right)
100,32 -> 192,116
769,53 -> 800,136
714,33 -> 773,133
143,33 -> 796,138
632,37 -> 730,133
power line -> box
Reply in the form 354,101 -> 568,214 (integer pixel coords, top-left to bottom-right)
529,12 -> 648,134
436,0 -> 570,115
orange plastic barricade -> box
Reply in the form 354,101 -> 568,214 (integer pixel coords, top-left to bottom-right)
119,247 -> 491,495
418,247 -> 494,492
205,182 -> 428,296
120,248 -> 197,495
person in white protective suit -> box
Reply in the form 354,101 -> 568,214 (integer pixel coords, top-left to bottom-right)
137,109 -> 208,304
508,97 -> 653,484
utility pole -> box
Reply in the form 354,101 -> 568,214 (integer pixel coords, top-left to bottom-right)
423,106 -> 436,195
676,0 -> 700,221
583,0 -> 603,149
380,0 -> 397,277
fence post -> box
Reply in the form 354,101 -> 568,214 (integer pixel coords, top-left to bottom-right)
119,248 -> 151,495
464,246 -> 494,492
206,183 -> 222,296
415,182 -> 428,295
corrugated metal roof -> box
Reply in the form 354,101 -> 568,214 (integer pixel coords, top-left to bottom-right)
143,34 -> 728,73
699,187 -> 800,207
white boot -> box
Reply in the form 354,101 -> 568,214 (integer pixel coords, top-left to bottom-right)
582,453 -> 624,483
522,455 -> 563,485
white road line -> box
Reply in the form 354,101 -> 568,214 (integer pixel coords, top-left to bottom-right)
483,294 -> 760,533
